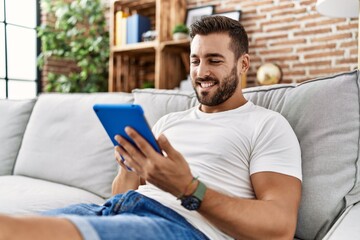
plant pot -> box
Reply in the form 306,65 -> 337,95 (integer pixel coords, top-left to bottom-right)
172,32 -> 189,40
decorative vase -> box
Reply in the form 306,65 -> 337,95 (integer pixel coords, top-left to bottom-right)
172,32 -> 189,40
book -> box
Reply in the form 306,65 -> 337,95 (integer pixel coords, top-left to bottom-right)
115,11 -> 128,46
126,14 -> 151,44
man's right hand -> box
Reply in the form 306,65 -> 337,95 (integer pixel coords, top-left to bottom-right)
111,145 -> 142,195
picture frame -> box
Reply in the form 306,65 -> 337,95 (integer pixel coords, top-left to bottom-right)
213,11 -> 242,21
185,5 -> 215,28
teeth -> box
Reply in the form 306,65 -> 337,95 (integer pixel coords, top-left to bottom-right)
200,82 -> 215,88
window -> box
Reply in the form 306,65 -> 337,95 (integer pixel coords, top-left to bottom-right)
0,0 -> 40,99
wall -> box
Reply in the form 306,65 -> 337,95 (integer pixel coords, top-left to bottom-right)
42,0 -> 358,89
187,0 -> 357,86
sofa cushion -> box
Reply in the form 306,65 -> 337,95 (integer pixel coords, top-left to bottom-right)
0,99 -> 36,175
243,70 -> 360,240
13,93 -> 134,199
132,89 -> 198,127
0,175 -> 105,215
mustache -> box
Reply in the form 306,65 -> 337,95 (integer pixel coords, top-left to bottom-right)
195,76 -> 218,82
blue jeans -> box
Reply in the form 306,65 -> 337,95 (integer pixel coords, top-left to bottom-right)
42,190 -> 209,240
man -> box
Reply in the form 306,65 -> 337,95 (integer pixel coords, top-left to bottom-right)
0,16 -> 301,240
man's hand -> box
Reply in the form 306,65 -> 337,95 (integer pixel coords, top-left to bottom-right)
112,145 -> 143,195
115,127 -> 193,198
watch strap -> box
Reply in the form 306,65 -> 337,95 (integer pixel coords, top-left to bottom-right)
192,180 -> 206,201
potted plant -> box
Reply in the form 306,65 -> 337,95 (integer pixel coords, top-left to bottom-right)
37,0 -> 109,93
172,24 -> 189,40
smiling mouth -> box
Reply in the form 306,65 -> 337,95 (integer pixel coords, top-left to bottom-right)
198,81 -> 217,89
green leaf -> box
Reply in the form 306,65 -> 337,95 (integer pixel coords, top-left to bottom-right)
39,0 -> 109,93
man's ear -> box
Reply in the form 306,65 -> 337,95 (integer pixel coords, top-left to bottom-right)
238,54 -> 250,74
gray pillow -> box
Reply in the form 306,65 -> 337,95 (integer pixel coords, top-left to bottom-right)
0,99 -> 36,175
133,88 -> 198,127
14,93 -> 134,198
243,70 -> 360,239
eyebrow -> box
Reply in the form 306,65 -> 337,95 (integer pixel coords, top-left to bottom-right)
190,53 -> 225,59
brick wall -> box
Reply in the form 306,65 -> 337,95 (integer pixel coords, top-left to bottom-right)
41,0 -> 357,89
187,0 -> 358,86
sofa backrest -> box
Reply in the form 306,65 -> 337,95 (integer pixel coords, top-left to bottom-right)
0,99 -> 36,176
13,93 -> 134,199
133,89 -> 199,127
133,70 -> 360,240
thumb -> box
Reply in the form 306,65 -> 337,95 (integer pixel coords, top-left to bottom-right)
158,134 -> 179,159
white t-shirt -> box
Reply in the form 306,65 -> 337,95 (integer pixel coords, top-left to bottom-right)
137,101 -> 302,239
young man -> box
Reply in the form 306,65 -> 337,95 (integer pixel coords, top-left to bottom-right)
0,16 -> 301,240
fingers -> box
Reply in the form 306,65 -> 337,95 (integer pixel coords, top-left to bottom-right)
124,127 -> 160,158
158,134 -> 180,159
114,146 -> 129,169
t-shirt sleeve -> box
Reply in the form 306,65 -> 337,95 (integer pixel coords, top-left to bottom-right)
249,113 -> 302,181
151,114 -> 168,138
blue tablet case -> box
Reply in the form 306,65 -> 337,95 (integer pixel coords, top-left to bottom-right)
93,104 -> 161,154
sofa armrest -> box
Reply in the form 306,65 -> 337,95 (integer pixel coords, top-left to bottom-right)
323,202 -> 360,239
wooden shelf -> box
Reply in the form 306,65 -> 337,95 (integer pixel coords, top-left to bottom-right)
112,41 -> 157,55
113,0 -> 155,9
109,0 -> 188,92
161,39 -> 190,50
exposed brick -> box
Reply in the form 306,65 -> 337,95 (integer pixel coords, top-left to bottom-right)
297,13 -> 323,21
336,58 -> 357,65
275,63 -> 290,70
282,69 -> 306,76
293,60 -> 331,68
260,17 -> 295,28
309,67 -> 352,75
337,23 -> 358,31
265,24 -> 302,33
241,14 -> 267,21
264,55 -> 299,62
305,19 -> 345,28
297,43 -> 336,52
340,41 -> 357,48
269,39 -> 307,46
249,56 -> 262,63
258,48 -> 293,55
350,48 -> 358,55
311,33 -> 353,43
242,21 -> 257,28
254,34 -> 289,42
299,0 -> 315,6
241,0 -> 274,9
294,28 -> 332,37
260,2 -> 295,13
249,42 -> 267,49
304,50 -> 345,59
272,8 -> 307,17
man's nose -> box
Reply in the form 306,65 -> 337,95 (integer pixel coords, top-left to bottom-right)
196,62 -> 211,78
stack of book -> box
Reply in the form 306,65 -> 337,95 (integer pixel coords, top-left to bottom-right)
115,11 -> 151,46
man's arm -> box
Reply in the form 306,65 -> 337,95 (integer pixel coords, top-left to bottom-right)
198,172 -> 301,240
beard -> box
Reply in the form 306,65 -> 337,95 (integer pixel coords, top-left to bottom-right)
193,66 -> 239,106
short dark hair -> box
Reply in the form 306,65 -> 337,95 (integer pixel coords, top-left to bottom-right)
189,16 -> 249,60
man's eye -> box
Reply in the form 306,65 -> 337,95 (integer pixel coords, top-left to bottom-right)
210,60 -> 221,64
191,60 -> 199,65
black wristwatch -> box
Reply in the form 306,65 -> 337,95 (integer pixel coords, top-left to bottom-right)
180,180 -> 207,210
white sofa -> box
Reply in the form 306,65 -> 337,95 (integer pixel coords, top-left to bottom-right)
0,70 -> 359,239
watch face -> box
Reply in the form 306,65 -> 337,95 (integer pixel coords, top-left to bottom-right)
181,196 -> 201,210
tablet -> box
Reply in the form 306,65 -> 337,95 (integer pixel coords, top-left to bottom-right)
93,104 -> 162,155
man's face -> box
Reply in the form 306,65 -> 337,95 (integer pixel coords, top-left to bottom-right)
190,33 -> 240,107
